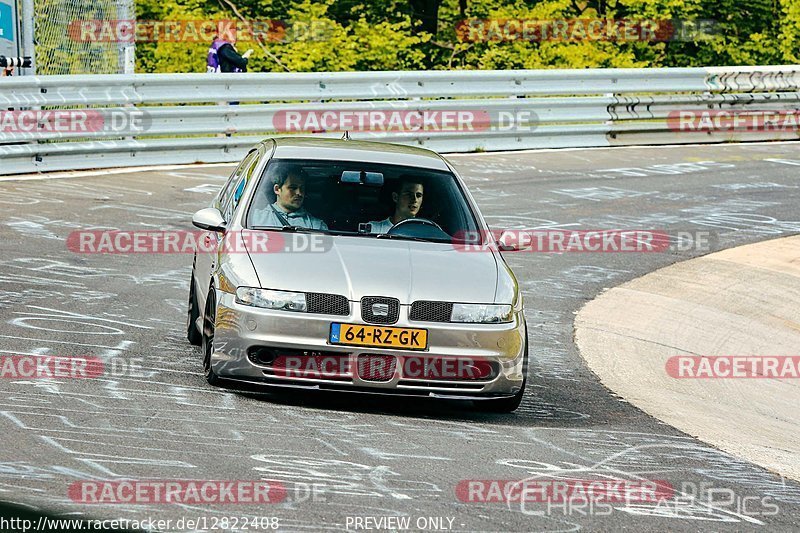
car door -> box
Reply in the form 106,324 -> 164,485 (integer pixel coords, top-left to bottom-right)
194,149 -> 260,308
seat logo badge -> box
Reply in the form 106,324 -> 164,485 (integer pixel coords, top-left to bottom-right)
372,303 -> 390,316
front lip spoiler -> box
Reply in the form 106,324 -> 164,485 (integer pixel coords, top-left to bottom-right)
220,377 -> 519,401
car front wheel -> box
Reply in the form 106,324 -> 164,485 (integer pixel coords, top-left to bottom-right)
475,378 -> 526,413
187,271 -> 202,346
201,287 -> 222,386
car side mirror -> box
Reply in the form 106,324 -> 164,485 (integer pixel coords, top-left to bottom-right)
496,229 -> 529,252
192,208 -> 227,233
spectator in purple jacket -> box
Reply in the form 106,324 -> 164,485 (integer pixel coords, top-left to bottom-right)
207,35 -> 253,73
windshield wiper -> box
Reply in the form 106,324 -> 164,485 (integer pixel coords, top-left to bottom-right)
376,233 -> 450,244
251,225 -> 319,233
250,226 -> 449,242
250,226 -> 362,237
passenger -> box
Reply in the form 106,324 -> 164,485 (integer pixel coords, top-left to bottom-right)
251,169 -> 328,230
368,180 -> 424,234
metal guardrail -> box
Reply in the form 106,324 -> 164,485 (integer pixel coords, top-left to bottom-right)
1,66 -> 799,174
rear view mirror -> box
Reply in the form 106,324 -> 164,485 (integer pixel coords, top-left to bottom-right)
364,172 -> 384,186
340,171 -> 361,184
340,170 -> 384,187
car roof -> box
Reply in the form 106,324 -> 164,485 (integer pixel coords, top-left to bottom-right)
265,137 -> 451,171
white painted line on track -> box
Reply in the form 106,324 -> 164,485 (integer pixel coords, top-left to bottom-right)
445,139 -> 800,157
0,163 -> 236,182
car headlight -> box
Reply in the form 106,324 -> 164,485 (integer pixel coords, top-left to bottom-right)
235,287 -> 307,312
451,303 -> 513,323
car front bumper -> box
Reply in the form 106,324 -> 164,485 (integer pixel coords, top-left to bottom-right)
210,290 -> 527,399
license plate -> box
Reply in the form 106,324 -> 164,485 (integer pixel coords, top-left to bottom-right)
330,323 -> 428,350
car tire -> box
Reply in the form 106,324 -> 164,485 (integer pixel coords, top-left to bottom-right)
475,378 -> 526,413
201,287 -> 222,386
476,326 -> 528,413
187,271 -> 202,346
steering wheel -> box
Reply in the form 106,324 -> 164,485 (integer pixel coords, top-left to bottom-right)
388,217 -> 444,233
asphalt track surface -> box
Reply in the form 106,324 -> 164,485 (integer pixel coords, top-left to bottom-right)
1,142 -> 799,532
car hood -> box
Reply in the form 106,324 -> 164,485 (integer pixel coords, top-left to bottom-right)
245,235 -> 499,304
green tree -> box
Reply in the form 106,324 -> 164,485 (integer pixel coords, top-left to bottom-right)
132,0 -> 799,72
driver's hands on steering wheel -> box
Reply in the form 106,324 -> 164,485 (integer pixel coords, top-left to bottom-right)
389,217 -> 444,232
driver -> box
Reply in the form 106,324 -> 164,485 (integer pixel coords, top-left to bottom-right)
251,168 -> 328,230
368,180 -> 424,234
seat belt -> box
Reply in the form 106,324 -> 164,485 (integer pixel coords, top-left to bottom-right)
270,204 -> 292,227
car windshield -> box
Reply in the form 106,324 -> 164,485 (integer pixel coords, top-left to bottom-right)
245,158 -> 480,243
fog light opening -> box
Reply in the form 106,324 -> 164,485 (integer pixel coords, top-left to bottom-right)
248,347 -> 278,366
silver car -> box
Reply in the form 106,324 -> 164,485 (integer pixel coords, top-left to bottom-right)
187,138 -> 527,412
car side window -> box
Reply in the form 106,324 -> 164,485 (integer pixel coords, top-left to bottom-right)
234,151 -> 261,210
222,150 -> 261,223
217,151 -> 256,210
217,151 -> 256,220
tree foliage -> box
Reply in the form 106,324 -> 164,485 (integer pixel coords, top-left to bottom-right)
134,0 -> 800,72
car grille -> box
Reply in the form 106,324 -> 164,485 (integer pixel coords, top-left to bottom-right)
409,301 -> 453,322
361,296 -> 399,324
306,292 -> 349,315
357,354 -> 397,382
256,348 -> 354,382
272,353 -> 351,380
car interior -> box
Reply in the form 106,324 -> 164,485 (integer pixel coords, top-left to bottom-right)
247,159 -> 479,239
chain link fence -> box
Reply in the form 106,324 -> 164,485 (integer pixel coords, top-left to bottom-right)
33,0 -> 133,74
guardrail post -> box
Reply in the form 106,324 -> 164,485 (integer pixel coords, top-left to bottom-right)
19,0 -> 34,75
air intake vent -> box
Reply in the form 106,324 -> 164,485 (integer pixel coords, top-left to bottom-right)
357,354 -> 397,382
410,301 -> 453,322
306,293 -> 349,315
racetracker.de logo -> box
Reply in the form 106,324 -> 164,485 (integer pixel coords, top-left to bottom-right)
666,355 -> 800,378
668,110 -> 800,132
269,354 -> 494,381
456,479 -> 674,503
454,230 -> 716,253
273,109 -> 494,133
66,230 -> 330,254
68,19 -> 331,43
455,19 -> 718,42
455,230 -> 666,253
68,480 -> 286,504
0,356 -> 104,379
0,110 -> 148,135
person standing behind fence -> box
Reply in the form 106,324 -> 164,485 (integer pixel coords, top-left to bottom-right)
207,36 -> 253,128
207,35 -> 253,73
